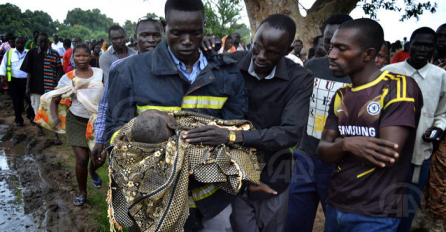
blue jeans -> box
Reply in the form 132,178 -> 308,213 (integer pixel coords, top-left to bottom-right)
285,151 -> 334,232
325,205 -> 401,232
396,158 -> 431,232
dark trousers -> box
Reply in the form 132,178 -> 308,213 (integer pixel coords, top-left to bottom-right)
396,158 -> 431,232
7,78 -> 34,124
285,151 -> 334,232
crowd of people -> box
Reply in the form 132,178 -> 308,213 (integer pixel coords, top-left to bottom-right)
0,0 -> 446,231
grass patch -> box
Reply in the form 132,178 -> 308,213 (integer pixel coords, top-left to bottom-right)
16,188 -> 22,204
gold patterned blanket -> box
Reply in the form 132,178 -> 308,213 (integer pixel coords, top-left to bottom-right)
107,111 -> 262,232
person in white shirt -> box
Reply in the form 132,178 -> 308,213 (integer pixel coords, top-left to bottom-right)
383,27 -> 446,232
0,36 -> 34,126
51,33 -> 65,61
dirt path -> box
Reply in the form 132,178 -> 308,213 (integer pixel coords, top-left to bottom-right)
0,93 -> 107,231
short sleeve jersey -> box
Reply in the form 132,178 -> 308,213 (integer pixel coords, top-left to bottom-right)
324,70 -> 423,217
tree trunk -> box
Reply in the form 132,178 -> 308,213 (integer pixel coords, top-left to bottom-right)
244,0 -> 358,53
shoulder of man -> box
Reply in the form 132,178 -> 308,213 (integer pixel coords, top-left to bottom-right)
222,50 -> 250,64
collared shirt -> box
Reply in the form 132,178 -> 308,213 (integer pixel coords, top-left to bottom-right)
168,47 -> 208,84
248,58 -> 276,80
0,48 -> 28,78
384,60 -> 446,164
94,51 -> 139,144
236,44 -> 245,51
52,42 -> 65,60
0,42 -> 11,52
20,47 -> 62,94
225,51 -> 314,199
98,46 -> 137,82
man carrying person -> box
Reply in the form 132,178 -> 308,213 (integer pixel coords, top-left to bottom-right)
20,32 -> 64,144
318,18 -> 423,231
384,27 -> 446,232
187,14 -> 314,231
104,0 -> 247,231
285,13 -> 352,232
0,36 -> 34,126
99,25 -> 137,81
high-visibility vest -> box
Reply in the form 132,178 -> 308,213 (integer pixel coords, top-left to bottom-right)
5,48 -> 28,82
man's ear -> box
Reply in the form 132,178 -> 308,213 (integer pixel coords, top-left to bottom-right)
364,48 -> 376,62
167,121 -> 177,131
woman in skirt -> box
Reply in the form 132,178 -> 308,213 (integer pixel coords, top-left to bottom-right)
51,43 -> 104,206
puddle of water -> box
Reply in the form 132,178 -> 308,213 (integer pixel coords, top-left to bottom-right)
0,125 -> 38,231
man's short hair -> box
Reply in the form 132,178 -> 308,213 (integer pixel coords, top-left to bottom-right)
410,27 -> 437,44
338,18 -> 384,54
72,36 -> 82,42
8,36 -> 16,41
313,35 -> 323,46
438,24 -> 446,31
136,19 -> 162,34
259,14 -> 296,46
63,38 -> 71,48
165,0 -> 205,20
294,39 -> 303,45
38,32 -> 49,39
321,13 -> 353,33
108,25 -> 125,37
15,36 -> 25,42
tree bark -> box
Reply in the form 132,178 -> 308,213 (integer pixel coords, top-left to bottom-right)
244,0 -> 358,53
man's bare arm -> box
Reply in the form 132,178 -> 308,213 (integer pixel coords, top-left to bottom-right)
318,128 -> 401,168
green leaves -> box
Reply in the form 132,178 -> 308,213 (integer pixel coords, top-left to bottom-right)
360,0 -> 437,21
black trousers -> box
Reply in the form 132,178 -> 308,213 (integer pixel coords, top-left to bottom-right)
7,77 -> 34,124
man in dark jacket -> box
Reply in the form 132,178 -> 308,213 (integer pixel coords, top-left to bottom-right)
105,0 -> 247,231
184,14 -> 314,231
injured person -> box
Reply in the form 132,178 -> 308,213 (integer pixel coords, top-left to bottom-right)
107,110 -> 263,232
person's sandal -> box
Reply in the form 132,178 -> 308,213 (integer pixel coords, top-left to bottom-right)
91,176 -> 102,189
73,197 -> 86,206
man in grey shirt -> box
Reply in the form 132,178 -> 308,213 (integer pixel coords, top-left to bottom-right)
99,25 -> 137,81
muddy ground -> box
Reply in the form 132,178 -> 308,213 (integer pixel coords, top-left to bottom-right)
0,93 -> 108,232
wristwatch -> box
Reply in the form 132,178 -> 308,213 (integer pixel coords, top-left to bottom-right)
228,131 -> 236,145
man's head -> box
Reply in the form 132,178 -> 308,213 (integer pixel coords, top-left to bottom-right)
214,36 -> 222,52
72,37 -> 81,46
8,36 -> 16,48
108,25 -> 126,51
328,18 -> 384,77
436,24 -> 446,53
322,14 -> 353,53
403,41 -> 410,52
15,36 -> 25,52
252,14 -> 296,78
164,0 -> 205,64
131,110 -> 177,144
63,38 -> 71,50
224,35 -> 234,51
38,32 -> 49,51
313,35 -> 327,57
293,39 -> 303,54
33,30 -> 39,41
135,18 -> 163,53
408,27 -> 437,68
52,33 -> 59,44
91,38 -> 97,44
231,32 -> 241,46
375,42 -> 389,69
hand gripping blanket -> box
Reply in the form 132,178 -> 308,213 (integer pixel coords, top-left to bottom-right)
107,111 -> 263,232
34,70 -> 104,150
